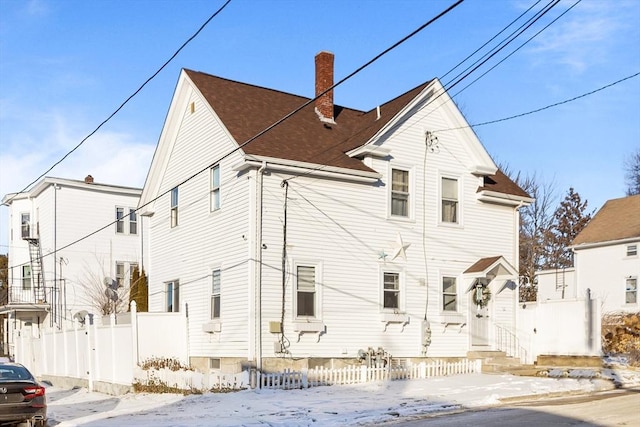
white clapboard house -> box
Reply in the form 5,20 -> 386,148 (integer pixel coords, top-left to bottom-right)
537,195 -> 640,314
138,52 -> 532,373
1,175 -> 142,357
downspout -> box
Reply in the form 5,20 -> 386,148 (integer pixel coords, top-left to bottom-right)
255,162 -> 267,375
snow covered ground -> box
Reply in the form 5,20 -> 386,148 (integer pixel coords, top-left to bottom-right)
47,368 -> 640,427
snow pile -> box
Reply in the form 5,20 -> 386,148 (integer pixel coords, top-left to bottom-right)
45,370 -> 640,427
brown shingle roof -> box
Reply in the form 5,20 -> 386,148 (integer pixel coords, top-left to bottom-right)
464,256 -> 503,274
478,170 -> 531,199
185,69 -> 526,197
572,194 -> 640,246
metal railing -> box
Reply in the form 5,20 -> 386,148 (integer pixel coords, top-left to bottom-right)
3,285 -> 53,306
495,323 -> 529,364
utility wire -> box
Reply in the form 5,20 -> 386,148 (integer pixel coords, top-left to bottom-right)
283,0 -> 562,184
438,72 -> 640,132
7,0 -> 465,271
3,0 -> 232,206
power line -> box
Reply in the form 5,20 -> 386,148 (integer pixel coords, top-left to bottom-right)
3,0 -> 232,206
437,72 -> 640,132
6,0 -> 465,271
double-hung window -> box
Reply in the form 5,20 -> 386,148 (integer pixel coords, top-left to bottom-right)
166,280 -> 179,312
21,213 -> 30,238
626,277 -> 637,304
116,207 -> 125,234
211,165 -> 220,211
211,269 -> 221,319
116,207 -> 137,235
296,266 -> 316,318
441,177 -> 459,223
391,169 -> 409,217
129,209 -> 137,234
115,262 -> 125,288
383,272 -> 400,310
171,187 -> 179,227
442,276 -> 457,312
22,265 -> 31,290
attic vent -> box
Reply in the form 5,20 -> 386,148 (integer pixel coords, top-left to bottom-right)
190,102 -> 195,114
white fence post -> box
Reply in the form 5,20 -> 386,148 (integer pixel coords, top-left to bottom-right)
87,316 -> 95,392
130,301 -> 139,367
110,313 -> 116,384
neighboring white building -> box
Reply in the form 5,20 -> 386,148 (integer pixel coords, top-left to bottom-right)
139,52 -> 532,373
570,195 -> 640,315
1,175 -> 142,357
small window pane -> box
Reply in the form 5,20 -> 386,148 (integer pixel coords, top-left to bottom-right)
129,209 -> 137,235
116,208 -> 125,233
296,266 -> 315,317
383,272 -> 400,309
391,169 -> 409,217
442,178 -> 458,199
442,277 -> 457,312
626,278 -> 637,304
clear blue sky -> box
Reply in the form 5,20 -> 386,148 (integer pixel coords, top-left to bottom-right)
1,0 -> 639,253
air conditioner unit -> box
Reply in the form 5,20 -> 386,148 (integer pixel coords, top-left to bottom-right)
202,322 -> 221,333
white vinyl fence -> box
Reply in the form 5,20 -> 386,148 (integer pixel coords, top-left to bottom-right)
14,301 -> 189,394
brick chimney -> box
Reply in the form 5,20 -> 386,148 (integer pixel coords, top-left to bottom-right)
84,175 -> 94,184
315,51 -> 335,123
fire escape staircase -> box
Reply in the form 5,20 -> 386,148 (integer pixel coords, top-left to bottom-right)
24,237 -> 47,304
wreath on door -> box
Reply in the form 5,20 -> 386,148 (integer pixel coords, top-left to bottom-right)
475,284 -> 491,308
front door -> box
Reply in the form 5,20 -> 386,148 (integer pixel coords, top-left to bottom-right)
470,286 -> 490,346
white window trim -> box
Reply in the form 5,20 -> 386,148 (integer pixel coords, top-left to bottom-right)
625,276 -> 637,305
211,268 -> 221,320
115,206 -> 138,235
438,172 -> 463,227
292,260 -> 323,321
388,164 -> 415,221
170,187 -> 179,228
379,267 -> 405,313
440,273 -> 460,314
210,165 -> 221,212
165,280 -> 179,312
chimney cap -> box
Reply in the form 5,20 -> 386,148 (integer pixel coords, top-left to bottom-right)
84,175 -> 94,184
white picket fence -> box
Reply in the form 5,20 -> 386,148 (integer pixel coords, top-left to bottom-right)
260,359 -> 482,390
135,359 -> 480,392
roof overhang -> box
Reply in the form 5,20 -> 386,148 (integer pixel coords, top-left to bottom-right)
346,144 -> 391,159
463,255 -> 518,278
570,237 -> 640,251
0,303 -> 49,315
477,190 -> 534,207
233,155 -> 382,183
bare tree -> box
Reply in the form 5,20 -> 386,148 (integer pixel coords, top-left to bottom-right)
79,255 -> 130,316
500,164 -> 557,302
624,147 -> 640,196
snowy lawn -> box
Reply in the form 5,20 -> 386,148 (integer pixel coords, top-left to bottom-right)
47,368 -> 640,427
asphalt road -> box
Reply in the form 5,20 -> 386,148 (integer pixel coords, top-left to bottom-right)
381,388 -> 640,426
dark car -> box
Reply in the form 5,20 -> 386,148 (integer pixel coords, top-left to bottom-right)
0,362 -> 47,427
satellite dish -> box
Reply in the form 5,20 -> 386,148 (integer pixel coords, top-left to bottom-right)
105,287 -> 118,301
73,310 -> 89,325
104,277 -> 118,290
